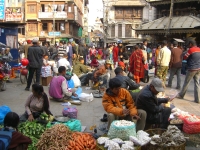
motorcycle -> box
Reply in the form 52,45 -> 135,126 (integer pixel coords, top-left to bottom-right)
0,56 -> 11,91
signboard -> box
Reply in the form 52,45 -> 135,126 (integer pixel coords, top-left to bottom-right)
38,12 -> 67,19
5,7 -> 23,21
0,0 -> 5,19
48,32 -> 61,36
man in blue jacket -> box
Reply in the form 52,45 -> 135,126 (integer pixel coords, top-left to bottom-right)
25,39 -> 43,91
177,39 -> 200,103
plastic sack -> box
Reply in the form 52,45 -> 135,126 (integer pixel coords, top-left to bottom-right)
71,73 -> 81,87
108,120 -> 136,140
72,87 -> 82,99
67,79 -> 75,88
65,119 -> 81,132
62,107 -> 78,119
79,93 -> 93,102
183,115 -> 200,134
0,105 -> 11,124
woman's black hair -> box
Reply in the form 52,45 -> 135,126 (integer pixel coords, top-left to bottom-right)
4,112 -> 19,130
109,78 -> 122,89
32,84 -> 52,115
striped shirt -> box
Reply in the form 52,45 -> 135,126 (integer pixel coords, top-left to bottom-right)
58,46 -> 66,57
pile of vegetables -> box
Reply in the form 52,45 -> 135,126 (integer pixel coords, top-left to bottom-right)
67,132 -> 97,150
36,124 -> 73,150
18,121 -> 46,150
39,112 -> 54,122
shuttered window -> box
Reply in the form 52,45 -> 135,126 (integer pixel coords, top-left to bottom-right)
111,24 -> 115,37
125,24 -> 132,37
28,24 -> 37,31
118,24 -> 122,37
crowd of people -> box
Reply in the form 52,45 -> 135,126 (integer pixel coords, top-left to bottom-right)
1,37 -> 200,149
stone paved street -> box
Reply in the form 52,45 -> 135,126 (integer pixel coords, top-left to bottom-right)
0,74 -> 199,150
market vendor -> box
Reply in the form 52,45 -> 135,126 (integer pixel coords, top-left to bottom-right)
73,57 -> 91,85
20,84 -> 52,121
49,66 -> 77,102
102,78 -> 146,131
136,78 -> 173,129
2,112 -> 32,150
114,67 -> 140,101
91,59 -> 112,89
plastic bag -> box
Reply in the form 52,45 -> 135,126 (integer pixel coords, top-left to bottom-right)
67,79 -> 75,88
65,119 -> 81,132
71,87 -> 82,100
71,73 -> 81,87
108,120 -> 136,140
79,93 -> 93,102
0,105 -> 11,124
62,107 -> 78,119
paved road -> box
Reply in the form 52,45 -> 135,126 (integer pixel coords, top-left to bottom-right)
0,74 -> 199,150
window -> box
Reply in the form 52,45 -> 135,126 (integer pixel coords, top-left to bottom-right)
56,22 -> 65,31
118,24 -> 122,38
125,24 -> 132,37
27,5 -> 36,13
28,24 -> 37,31
111,24 -> 115,37
134,8 -> 142,18
41,4 -> 45,12
115,7 -> 124,19
42,23 -> 47,31
18,27 -> 25,35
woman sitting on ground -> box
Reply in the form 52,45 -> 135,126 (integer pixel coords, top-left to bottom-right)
2,112 -> 32,150
20,84 -> 52,121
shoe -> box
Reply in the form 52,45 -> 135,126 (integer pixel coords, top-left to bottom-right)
176,87 -> 181,90
100,114 -> 108,122
6,80 -> 12,83
176,94 -> 183,99
25,87 -> 30,91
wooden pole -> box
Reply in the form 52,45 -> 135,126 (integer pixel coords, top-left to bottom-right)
165,0 -> 174,37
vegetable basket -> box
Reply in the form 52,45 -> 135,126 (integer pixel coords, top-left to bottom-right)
141,129 -> 185,150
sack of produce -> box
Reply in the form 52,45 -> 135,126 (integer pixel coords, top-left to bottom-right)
65,119 -> 81,132
108,120 -> 136,140
183,115 -> 200,134
62,107 -> 78,119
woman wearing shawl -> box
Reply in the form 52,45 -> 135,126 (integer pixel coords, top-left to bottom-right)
129,45 -> 145,83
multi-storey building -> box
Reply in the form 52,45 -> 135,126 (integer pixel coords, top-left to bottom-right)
82,0 -> 90,44
25,0 -> 84,44
136,0 -> 200,43
102,0 -> 152,44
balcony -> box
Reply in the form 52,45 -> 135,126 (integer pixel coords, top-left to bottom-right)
38,12 -> 67,19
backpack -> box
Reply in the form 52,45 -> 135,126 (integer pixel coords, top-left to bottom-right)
0,128 -> 14,150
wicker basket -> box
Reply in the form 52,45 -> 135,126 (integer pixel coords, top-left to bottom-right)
141,129 -> 186,150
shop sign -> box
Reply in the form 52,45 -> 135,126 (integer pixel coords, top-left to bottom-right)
48,32 -> 61,36
0,0 -> 5,19
5,7 -> 23,21
38,12 -> 67,19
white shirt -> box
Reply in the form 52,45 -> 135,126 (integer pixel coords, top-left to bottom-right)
157,46 -> 171,66
57,58 -> 71,70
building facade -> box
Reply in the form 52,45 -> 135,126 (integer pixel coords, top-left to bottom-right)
25,0 -> 84,44
102,0 -> 154,44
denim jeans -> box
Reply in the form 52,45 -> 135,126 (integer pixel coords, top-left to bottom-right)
26,67 -> 41,88
168,67 -> 181,88
179,70 -> 200,103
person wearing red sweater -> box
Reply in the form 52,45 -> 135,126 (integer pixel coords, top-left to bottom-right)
113,43 -> 119,67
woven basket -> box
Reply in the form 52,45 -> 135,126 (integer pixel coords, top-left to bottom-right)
141,129 -> 186,150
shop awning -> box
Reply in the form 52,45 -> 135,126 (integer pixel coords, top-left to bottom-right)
113,0 -> 146,6
136,15 -> 200,34
173,38 -> 185,43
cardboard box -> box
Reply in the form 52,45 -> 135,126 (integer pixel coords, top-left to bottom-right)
41,76 -> 52,86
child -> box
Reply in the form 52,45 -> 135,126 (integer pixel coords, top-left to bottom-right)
43,54 -> 49,66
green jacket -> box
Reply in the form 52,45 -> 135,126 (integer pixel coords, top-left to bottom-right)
73,61 -> 88,77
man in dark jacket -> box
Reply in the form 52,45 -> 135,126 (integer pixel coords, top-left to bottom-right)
25,39 -> 43,91
167,41 -> 183,89
78,43 -> 85,57
115,67 -> 140,101
136,78 -> 172,129
177,39 -> 200,103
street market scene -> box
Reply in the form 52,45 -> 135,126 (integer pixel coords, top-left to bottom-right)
0,0 -> 200,150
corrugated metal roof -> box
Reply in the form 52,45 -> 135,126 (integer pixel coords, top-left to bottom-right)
137,15 -> 200,30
